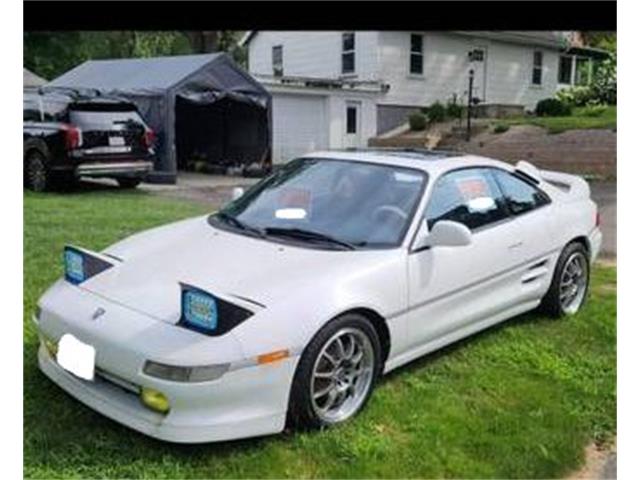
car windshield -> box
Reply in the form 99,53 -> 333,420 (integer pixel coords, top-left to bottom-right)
211,158 -> 427,249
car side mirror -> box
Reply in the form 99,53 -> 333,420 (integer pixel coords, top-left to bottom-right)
231,187 -> 245,201
413,219 -> 472,251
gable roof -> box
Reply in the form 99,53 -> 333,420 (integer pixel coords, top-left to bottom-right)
49,54 -> 224,92
23,68 -> 47,88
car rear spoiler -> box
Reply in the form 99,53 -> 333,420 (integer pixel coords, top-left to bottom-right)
515,161 -> 590,199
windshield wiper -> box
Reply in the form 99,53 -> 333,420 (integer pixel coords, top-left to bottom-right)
263,227 -> 357,250
215,212 -> 264,238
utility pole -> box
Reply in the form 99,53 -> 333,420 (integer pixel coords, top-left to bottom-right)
466,69 -> 474,142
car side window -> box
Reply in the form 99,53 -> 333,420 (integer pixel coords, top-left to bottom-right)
491,169 -> 551,216
425,168 -> 509,231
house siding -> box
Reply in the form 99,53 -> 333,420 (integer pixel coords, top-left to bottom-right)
378,32 -> 559,110
248,31 -> 380,80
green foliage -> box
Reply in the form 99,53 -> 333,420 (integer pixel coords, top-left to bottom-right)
425,101 -> 446,123
590,53 -> 617,105
23,31 -> 248,80
554,54 -> 616,107
493,123 -> 510,134
578,104 -> 608,118
555,86 -> 594,107
446,99 -> 464,119
535,98 -> 572,117
408,112 -> 427,131
23,191 -> 616,479
495,106 -> 616,134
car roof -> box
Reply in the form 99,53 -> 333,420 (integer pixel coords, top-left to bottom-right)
301,149 -> 515,176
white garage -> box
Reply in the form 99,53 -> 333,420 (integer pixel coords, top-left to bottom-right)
260,78 -> 382,164
272,93 -> 329,162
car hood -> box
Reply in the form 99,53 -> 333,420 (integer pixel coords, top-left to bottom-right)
81,216 -> 389,324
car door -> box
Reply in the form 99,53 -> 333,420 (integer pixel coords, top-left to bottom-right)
490,168 -> 556,301
404,167 -> 526,353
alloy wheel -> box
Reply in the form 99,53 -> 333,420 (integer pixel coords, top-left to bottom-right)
310,327 -> 375,424
559,251 -> 588,314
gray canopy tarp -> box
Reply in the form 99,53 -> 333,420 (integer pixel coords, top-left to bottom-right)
48,53 -> 271,183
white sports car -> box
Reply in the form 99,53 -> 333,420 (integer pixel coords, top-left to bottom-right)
35,149 -> 602,443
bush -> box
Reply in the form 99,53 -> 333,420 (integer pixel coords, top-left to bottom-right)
578,104 -> 608,117
555,86 -> 594,107
426,101 -> 446,123
554,54 -> 616,107
446,100 -> 464,119
408,113 -> 427,131
535,98 -> 572,117
591,53 -> 616,105
493,123 -> 510,134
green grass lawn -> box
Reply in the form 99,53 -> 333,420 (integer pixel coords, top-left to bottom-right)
24,189 -> 616,479
494,106 -> 617,134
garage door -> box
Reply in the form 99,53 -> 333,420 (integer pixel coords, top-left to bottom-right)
272,94 -> 328,164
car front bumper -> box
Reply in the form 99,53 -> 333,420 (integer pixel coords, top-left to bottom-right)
35,281 -> 297,443
38,344 -> 294,443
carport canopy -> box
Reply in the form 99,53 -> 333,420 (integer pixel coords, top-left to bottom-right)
48,53 -> 272,183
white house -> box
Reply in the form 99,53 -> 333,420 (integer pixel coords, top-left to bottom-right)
241,31 -> 596,163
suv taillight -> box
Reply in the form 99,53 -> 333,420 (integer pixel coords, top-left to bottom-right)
62,124 -> 81,150
143,129 -> 156,149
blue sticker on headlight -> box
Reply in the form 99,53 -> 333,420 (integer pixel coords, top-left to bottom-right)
64,249 -> 85,284
183,290 -> 218,332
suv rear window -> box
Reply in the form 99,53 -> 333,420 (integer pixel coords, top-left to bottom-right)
69,105 -> 145,128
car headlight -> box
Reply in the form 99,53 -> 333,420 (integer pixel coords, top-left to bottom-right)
179,284 -> 253,336
143,360 -> 230,383
64,246 -> 113,285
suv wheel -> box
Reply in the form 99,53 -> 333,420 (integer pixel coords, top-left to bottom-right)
25,151 -> 49,192
116,178 -> 142,189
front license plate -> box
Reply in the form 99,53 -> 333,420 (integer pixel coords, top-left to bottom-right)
57,334 -> 96,381
108,136 -> 125,146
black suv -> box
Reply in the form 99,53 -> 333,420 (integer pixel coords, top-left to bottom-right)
23,89 -> 155,191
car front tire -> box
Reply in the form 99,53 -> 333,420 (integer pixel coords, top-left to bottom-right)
288,313 -> 382,430
540,241 -> 590,317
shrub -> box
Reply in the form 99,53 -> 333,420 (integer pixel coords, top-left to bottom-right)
427,101 -> 446,123
590,53 -> 616,105
493,123 -> 510,134
535,98 -> 572,117
446,100 -> 464,119
555,86 -> 594,107
408,112 -> 427,131
578,104 -> 608,117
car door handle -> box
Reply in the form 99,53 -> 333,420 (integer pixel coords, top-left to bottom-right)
508,241 -> 524,250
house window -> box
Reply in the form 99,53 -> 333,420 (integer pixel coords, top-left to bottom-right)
272,45 -> 283,77
575,57 -> 591,86
346,106 -> 357,134
410,34 -> 423,74
532,51 -> 543,85
342,32 -> 355,74
558,55 -> 572,84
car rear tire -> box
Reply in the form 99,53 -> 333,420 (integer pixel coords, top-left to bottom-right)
116,178 -> 142,189
288,313 -> 382,430
539,241 -> 590,318
24,150 -> 50,192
